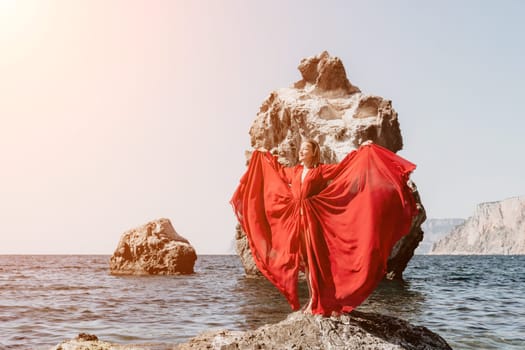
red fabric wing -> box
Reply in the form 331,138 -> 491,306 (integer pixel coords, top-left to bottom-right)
231,151 -> 302,309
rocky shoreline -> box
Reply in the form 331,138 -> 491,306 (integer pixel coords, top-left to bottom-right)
51,311 -> 452,350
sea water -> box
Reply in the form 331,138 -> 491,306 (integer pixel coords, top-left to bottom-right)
0,255 -> 523,349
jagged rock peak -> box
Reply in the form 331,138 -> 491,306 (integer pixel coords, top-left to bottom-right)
294,51 -> 361,95
249,51 -> 404,166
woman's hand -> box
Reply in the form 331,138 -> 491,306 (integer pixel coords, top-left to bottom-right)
361,140 -> 373,146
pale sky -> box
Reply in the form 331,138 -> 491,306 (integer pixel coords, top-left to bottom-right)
1,0 -> 524,254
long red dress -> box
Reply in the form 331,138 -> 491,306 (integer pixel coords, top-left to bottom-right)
230,143 -> 418,316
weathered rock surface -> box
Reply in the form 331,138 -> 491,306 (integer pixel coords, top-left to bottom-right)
430,196 -> 525,254
236,51 -> 425,279
109,218 -> 197,275
250,51 -> 404,164
415,218 -> 465,254
176,311 -> 451,350
53,312 -> 451,350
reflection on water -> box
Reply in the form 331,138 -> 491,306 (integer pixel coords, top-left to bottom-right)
359,279 -> 426,317
232,277 -> 309,328
232,275 -> 426,330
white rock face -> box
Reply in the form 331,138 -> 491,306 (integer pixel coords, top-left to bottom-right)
415,218 -> 465,254
430,197 -> 525,255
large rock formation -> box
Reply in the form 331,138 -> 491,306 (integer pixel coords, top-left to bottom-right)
430,196 -> 525,254
236,51 -> 425,279
109,218 -> 197,275
52,312 -> 452,350
415,218 -> 465,254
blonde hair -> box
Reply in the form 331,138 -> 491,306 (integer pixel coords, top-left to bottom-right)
303,139 -> 321,167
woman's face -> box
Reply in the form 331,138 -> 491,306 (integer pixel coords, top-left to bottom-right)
299,142 -> 314,165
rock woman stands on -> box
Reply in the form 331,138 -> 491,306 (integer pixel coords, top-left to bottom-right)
231,139 -> 418,316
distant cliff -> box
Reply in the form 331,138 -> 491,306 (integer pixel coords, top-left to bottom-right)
415,218 -> 465,254
430,197 -> 525,255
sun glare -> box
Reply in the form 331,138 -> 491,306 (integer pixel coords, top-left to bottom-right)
0,0 -> 17,9
0,0 -> 19,20
0,0 -> 39,41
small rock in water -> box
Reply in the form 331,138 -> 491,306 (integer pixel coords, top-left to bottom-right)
109,218 -> 197,275
76,333 -> 98,341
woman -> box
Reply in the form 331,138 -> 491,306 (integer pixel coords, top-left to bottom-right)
231,140 -> 418,316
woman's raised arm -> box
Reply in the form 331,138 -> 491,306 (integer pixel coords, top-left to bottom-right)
256,149 -> 294,184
